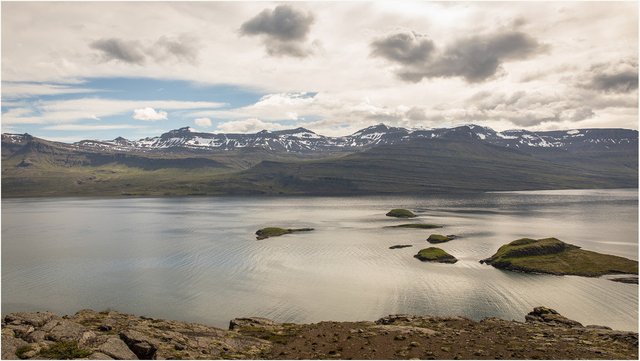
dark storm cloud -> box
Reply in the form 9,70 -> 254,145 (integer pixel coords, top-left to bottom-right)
588,63 -> 639,93
241,5 -> 313,41
263,40 -> 312,58
370,32 -> 435,65
372,30 -> 547,83
240,5 -> 315,57
151,36 -> 199,63
591,71 -> 638,93
90,38 -> 146,64
90,36 -> 199,65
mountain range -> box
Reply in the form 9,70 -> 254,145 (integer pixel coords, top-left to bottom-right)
10,123 -> 636,154
2,124 -> 637,197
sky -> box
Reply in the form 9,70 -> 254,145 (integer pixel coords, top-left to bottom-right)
1,1 -> 638,142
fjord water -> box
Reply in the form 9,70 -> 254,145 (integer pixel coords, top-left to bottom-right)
2,189 -> 638,331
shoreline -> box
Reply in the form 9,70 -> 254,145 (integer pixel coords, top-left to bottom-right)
2,307 -> 637,360
2,186 -> 638,199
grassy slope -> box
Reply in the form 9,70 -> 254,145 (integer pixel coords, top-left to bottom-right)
1,137 -> 319,197
2,136 -> 638,197
218,138 -> 638,195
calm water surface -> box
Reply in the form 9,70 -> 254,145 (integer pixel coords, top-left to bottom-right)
2,189 -> 638,331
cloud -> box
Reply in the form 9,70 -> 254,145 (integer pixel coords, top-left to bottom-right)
581,60 -> 638,93
149,35 -> 199,64
462,90 -> 600,127
198,92 -> 316,121
132,107 -> 168,121
2,82 -> 98,99
42,124 -> 148,131
370,32 -> 435,65
216,118 -> 286,133
90,38 -> 146,64
262,40 -> 313,58
373,30 -> 547,82
194,117 -> 212,127
240,5 -> 313,41
3,98 -> 224,125
240,5 -> 315,57
90,35 -> 199,65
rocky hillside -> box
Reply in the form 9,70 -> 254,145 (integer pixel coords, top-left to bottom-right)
2,307 -> 637,360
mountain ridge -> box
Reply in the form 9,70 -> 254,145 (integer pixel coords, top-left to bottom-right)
3,123 -> 637,155
2,123 -> 637,197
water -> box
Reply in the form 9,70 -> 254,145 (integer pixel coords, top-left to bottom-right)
2,189 -> 638,331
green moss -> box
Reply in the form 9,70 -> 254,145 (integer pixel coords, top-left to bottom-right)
255,227 -> 314,240
385,209 -> 416,218
482,237 -> 639,277
38,342 -> 92,359
414,247 -> 458,263
385,223 -> 441,229
427,234 -> 452,243
16,345 -> 34,359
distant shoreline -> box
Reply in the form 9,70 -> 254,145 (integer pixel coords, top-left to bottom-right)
2,187 -> 638,199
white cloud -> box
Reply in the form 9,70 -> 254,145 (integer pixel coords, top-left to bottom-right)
2,82 -> 98,98
132,107 -> 168,121
216,118 -> 286,133
42,124 -> 147,131
2,98 -> 225,125
194,117 -> 212,127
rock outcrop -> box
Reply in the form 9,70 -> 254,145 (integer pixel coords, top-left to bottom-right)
2,307 -> 637,359
525,306 -> 584,328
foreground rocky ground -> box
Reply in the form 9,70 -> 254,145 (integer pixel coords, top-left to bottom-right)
2,307 -> 637,360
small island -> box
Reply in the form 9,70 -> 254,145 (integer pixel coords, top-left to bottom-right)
385,209 -> 417,218
611,277 -> 639,284
414,247 -> 458,263
389,244 -> 413,249
427,234 -> 456,243
480,237 -> 638,277
255,227 -> 314,240
385,223 -> 442,229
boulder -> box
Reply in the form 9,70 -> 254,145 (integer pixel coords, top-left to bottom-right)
88,352 -> 115,359
4,312 -> 59,328
98,337 -> 139,360
25,330 -> 47,343
1,332 -> 29,360
7,324 -> 35,339
119,329 -> 158,359
46,319 -> 89,342
525,307 -> 583,328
